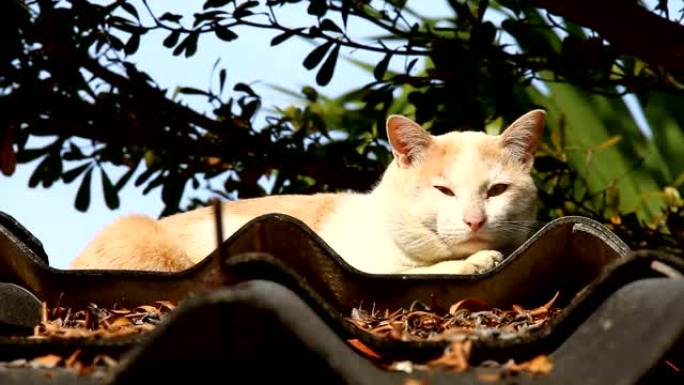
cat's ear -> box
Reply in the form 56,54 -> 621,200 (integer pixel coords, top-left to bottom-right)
500,109 -> 545,168
386,115 -> 432,168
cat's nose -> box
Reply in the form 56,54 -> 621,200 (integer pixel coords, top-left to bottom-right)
463,214 -> 486,232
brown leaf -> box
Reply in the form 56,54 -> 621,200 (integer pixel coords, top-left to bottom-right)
134,305 -> 159,314
30,354 -> 62,369
107,316 -> 133,329
448,298 -> 490,315
92,355 -> 118,368
65,350 -> 81,368
506,355 -> 554,374
156,301 -> 176,311
427,340 -> 472,372
347,339 -> 383,360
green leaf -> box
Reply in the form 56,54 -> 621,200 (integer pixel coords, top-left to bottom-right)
215,27 -> 238,42
62,163 -> 90,184
101,168 -> 120,209
163,30 -> 181,48
373,52 -> 392,81
303,41 -> 333,70
528,77 -> 664,218
75,168 -> 93,212
316,43 -> 340,86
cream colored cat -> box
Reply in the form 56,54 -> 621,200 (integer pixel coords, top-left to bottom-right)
71,110 -> 545,274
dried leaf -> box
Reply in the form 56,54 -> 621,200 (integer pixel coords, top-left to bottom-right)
448,298 -> 490,314
506,355 -> 554,374
347,339 -> 383,360
30,354 -> 62,369
93,355 -> 118,368
65,350 -> 81,368
134,305 -> 160,314
427,340 -> 472,372
108,316 -> 133,329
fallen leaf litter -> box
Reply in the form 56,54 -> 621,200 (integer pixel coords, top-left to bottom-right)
32,300 -> 176,339
6,292 -> 560,377
0,300 -> 177,373
346,292 -> 560,376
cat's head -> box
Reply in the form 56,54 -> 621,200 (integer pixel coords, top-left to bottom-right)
377,110 -> 545,264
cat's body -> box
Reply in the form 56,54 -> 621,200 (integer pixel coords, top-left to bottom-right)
71,110 -> 545,274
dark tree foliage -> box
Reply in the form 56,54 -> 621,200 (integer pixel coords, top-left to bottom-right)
1,0 -> 684,253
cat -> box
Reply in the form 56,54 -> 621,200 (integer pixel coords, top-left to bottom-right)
70,109 -> 545,274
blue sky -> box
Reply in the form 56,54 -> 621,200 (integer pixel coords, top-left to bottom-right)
0,1 -> 662,268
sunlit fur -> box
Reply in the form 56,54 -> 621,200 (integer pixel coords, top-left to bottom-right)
71,110 -> 545,274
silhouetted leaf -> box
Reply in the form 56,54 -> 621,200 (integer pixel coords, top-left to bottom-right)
63,143 -> 84,161
215,27 -> 238,42
234,82 -> 257,96
16,148 -> 47,163
120,2 -> 139,19
184,32 -> 199,57
341,1 -> 349,27
234,1 -> 258,18
135,166 -> 157,187
219,68 -> 227,92
173,32 -> 199,57
178,87 -> 210,96
124,33 -> 140,55
75,168 -> 93,212
316,43 -> 340,86
28,155 -> 52,188
108,16 -> 144,34
374,52 -> 392,81
320,19 -> 342,33
241,99 -> 259,119
143,173 -> 165,195
204,0 -> 232,9
307,0 -> 327,16
303,41 -> 333,70
1,128 -> 16,176
62,164 -> 90,184
163,30 -> 180,48
101,168 -> 120,209
115,165 -> 137,190
270,29 -> 302,46
160,12 -> 182,23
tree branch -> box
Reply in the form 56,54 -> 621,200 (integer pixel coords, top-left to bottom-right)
532,0 -> 684,74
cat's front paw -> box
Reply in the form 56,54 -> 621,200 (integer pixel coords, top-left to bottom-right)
463,249 -> 503,273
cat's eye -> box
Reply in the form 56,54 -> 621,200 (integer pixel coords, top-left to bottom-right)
487,183 -> 509,198
434,185 -> 455,196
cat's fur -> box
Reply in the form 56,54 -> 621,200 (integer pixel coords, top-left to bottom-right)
71,110 -> 545,274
